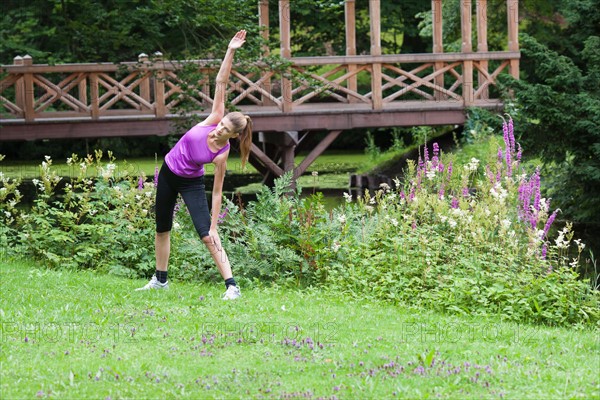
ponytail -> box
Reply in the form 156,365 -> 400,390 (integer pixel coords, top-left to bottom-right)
239,115 -> 253,170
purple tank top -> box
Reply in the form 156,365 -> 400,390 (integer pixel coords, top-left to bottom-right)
165,124 -> 230,178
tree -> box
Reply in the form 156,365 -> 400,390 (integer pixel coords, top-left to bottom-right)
503,33 -> 600,222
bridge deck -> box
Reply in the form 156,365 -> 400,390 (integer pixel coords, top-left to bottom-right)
0,100 -> 502,141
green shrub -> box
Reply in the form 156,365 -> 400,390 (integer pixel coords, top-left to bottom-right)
1,120 -> 598,326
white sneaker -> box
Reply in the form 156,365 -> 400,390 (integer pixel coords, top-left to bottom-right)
135,275 -> 169,291
222,285 -> 241,300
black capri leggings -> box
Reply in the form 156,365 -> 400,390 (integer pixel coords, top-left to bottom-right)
155,162 -> 211,238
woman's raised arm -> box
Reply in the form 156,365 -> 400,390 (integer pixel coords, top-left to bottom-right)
201,30 -> 247,126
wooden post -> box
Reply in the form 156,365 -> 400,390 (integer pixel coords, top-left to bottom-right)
432,0 -> 445,101
13,56 -> 25,117
22,55 -> 35,121
460,0 -> 474,106
90,73 -> 99,120
345,0 -> 358,103
476,0 -> 489,100
259,0 -> 275,106
507,0 -> 519,79
153,52 -> 166,118
138,53 -> 151,107
279,0 -> 292,112
78,75 -> 88,110
369,0 -> 382,110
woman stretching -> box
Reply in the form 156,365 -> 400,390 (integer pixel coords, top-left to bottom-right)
137,30 -> 251,300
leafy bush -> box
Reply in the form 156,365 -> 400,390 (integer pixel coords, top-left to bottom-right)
1,120 -> 598,326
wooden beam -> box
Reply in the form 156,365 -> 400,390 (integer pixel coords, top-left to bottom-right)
369,0 -> 382,110
345,0 -> 358,103
507,0 -> 519,79
432,0 -> 445,101
460,0 -> 472,53
461,1 -> 474,106
279,0 -> 292,112
293,130 -> 342,179
258,0 -> 275,106
250,143 -> 284,177
476,0 -> 489,99
22,56 -> 34,121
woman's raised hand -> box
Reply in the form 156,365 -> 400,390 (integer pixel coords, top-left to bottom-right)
228,30 -> 247,49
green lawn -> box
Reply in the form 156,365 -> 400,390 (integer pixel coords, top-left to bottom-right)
0,151 -> 368,180
1,260 -> 598,399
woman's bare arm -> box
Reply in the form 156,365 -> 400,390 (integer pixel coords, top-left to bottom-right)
201,30 -> 247,126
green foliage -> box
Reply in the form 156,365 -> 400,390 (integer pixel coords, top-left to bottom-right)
0,0 -> 259,64
2,125 -> 599,328
501,34 -> 600,222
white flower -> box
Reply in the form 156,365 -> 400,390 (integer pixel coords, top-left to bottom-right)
439,214 -> 448,223
67,157 -> 73,165
32,179 -> 40,186
281,305 -> 287,311
44,155 -> 51,162
539,198 -> 550,213
338,214 -> 346,224
391,218 -> 398,227
332,242 -> 341,252
490,182 -> 508,203
89,209 -> 97,216
379,182 -> 390,192
311,171 -> 318,177
464,157 -> 480,172
142,209 -> 148,216
173,222 -> 180,230
343,192 -> 352,203
4,211 -> 11,218
365,205 -> 374,213
426,169 -> 436,180
501,219 -> 511,230
369,197 -> 376,205
569,258 -> 578,268
448,219 -> 457,228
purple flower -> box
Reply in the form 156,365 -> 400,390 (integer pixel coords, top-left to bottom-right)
462,187 -> 469,198
497,147 -> 503,164
138,176 -> 144,190
508,117 -> 516,153
433,142 -> 440,158
154,165 -> 159,188
505,145 -> 512,177
542,209 -> 559,240
438,185 -> 445,200
451,197 -> 459,209
447,162 -> 453,179
486,166 -> 494,184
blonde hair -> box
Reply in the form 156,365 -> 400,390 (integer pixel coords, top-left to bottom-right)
226,112 -> 253,169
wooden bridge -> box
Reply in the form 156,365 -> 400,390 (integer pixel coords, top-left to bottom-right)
0,0 -> 519,180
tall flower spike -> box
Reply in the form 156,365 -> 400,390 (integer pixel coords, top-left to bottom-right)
508,116 -> 516,154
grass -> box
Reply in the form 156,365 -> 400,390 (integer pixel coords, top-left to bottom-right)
1,260 -> 599,399
0,151 -> 368,180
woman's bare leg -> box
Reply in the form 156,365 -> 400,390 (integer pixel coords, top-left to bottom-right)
155,231 -> 170,271
202,234 -> 233,279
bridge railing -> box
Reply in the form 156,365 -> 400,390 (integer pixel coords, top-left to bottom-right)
1,51 -> 519,123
